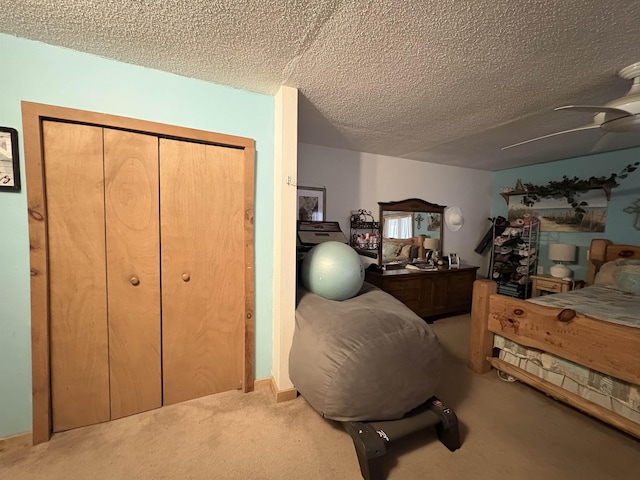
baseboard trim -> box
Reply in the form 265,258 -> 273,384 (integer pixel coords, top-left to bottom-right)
0,382 -> 297,452
269,377 -> 298,403
0,432 -> 32,453
254,377 -> 298,403
275,387 -> 298,403
254,378 -> 273,392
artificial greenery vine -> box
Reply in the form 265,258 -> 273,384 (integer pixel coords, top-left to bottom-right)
502,162 -> 639,218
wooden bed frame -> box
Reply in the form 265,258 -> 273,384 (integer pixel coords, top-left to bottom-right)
469,238 -> 640,438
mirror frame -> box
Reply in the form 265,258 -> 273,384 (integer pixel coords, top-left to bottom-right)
378,198 -> 446,266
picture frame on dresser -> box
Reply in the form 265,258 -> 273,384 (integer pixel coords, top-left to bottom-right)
448,253 -> 460,269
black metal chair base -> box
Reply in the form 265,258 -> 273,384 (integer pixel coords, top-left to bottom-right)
342,396 -> 461,480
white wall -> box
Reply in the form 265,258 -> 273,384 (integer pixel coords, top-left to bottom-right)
298,143 -> 493,275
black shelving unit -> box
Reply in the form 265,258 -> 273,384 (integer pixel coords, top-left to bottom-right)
350,209 -> 380,254
489,214 -> 540,299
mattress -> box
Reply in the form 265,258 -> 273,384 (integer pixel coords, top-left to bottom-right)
528,285 -> 640,328
493,285 -> 640,425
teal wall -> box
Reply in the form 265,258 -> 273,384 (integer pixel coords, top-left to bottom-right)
492,148 -> 640,280
0,33 -> 274,438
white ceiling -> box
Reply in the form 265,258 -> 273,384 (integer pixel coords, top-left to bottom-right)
2,0 -> 640,171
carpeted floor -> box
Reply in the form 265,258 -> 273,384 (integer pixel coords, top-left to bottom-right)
1,314 -> 638,479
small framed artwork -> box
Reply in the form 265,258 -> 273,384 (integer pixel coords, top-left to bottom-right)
297,186 -> 326,221
0,127 -> 21,192
448,253 -> 460,269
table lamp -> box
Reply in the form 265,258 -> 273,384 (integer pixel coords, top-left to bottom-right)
423,238 -> 439,251
423,238 -> 440,263
548,243 -> 576,278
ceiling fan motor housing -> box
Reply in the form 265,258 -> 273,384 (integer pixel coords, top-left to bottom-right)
594,62 -> 640,128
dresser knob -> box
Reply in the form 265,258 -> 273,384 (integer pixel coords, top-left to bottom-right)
182,273 -> 190,282
130,276 -> 140,286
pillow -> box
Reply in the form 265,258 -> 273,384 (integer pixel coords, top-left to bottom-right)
409,245 -> 419,260
593,260 -> 619,286
594,258 -> 640,286
613,265 -> 640,294
399,244 -> 412,259
382,242 -> 401,258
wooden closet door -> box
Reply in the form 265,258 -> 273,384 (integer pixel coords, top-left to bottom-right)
44,121 -> 110,432
104,129 -> 162,419
160,139 -> 245,405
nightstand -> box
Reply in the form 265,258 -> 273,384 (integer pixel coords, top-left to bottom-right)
530,274 -> 585,297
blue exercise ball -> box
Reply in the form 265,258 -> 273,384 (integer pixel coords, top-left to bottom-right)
300,242 -> 365,301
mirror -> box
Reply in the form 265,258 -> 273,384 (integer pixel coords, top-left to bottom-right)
378,198 -> 445,267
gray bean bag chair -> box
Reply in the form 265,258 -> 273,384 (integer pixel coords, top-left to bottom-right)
290,282 -> 442,422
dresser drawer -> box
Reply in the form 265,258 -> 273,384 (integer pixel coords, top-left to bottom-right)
383,277 -> 420,293
536,278 -> 564,292
448,271 -> 475,297
389,287 -> 419,303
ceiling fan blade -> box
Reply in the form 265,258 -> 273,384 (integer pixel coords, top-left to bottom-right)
591,130 -> 640,153
501,124 -> 601,150
590,132 -> 617,153
555,105 -> 632,120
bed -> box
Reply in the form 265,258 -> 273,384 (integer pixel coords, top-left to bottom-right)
468,238 -> 640,438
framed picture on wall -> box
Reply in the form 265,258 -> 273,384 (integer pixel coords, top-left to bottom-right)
297,186 -> 326,221
0,127 -> 21,192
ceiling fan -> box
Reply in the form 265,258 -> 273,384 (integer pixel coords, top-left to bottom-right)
502,61 -> 640,150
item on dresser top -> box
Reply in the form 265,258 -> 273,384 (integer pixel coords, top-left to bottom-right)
378,199 -> 445,268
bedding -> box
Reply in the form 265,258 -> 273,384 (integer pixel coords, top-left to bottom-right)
614,264 -> 640,294
494,336 -> 640,425
527,284 -> 640,328
290,282 -> 441,422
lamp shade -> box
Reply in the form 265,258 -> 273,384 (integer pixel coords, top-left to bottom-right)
548,243 -> 576,262
423,238 -> 439,251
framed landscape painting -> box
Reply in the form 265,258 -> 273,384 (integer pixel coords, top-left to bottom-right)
508,191 -> 607,232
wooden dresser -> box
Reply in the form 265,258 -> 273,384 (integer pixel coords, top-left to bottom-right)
365,265 -> 479,318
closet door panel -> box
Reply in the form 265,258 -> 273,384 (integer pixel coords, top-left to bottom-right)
160,139 -> 245,405
104,129 -> 162,419
44,121 -> 110,432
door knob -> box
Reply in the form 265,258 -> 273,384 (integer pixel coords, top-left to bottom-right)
181,273 -> 190,282
130,276 -> 140,286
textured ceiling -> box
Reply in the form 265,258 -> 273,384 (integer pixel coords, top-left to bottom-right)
2,0 -> 640,170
